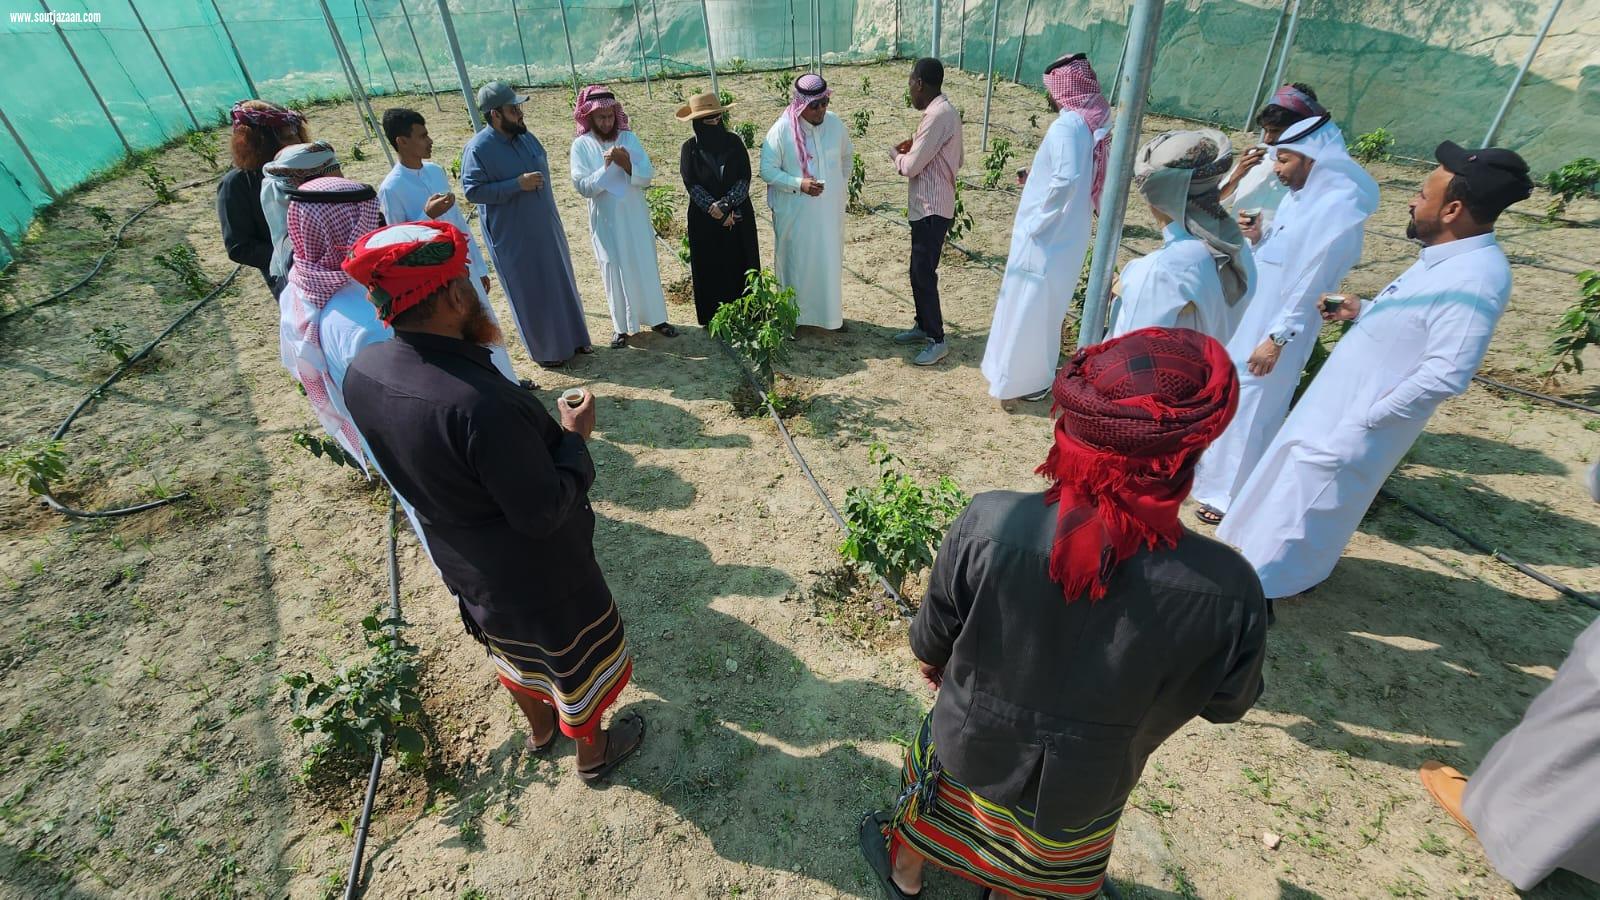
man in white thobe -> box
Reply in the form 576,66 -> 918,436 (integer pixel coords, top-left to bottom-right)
569,85 -> 677,348
1218,142 -> 1534,598
377,107 -> 517,381
1190,113 -> 1378,522
980,53 -> 1109,405
1219,83 -> 1324,233
1109,129 -> 1253,343
760,72 -> 851,331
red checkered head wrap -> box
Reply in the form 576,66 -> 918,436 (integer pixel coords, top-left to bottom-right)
285,176 -> 381,307
341,220 -> 470,324
230,100 -> 304,130
1036,327 -> 1238,602
575,84 -> 630,136
1268,84 -> 1326,120
787,73 -> 834,179
1043,54 -> 1112,211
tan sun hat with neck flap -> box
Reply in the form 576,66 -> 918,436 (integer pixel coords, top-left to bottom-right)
676,92 -> 735,122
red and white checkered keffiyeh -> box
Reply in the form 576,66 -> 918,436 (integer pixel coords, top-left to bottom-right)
787,73 -> 833,179
281,176 -> 382,466
574,84 -> 630,136
1044,56 -> 1112,211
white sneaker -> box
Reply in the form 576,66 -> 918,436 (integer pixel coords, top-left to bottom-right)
914,341 -> 948,366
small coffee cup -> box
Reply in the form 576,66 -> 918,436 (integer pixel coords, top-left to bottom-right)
1322,293 -> 1356,314
1241,207 -> 1263,225
560,388 -> 587,409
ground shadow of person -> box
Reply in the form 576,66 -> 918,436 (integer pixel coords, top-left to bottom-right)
1403,431 -> 1567,477
1365,472 -> 1600,568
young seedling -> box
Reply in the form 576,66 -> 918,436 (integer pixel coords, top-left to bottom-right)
735,121 -> 757,149
89,324 -> 134,364
840,443 -> 968,596
946,182 -> 975,243
141,164 -> 178,204
851,108 -> 872,138
1349,127 -> 1395,164
728,57 -> 749,74
770,71 -> 796,102
1029,112 -> 1039,129
184,130 -> 222,170
291,430 -> 361,469
85,205 -> 117,235
860,74 -> 871,94
676,234 -> 692,268
153,244 -> 210,300
708,267 -> 799,394
646,186 -> 676,239
718,88 -> 736,109
1,439 -> 67,496
1543,269 -> 1600,383
350,143 -> 367,162
847,153 -> 866,212
981,136 -> 1014,189
1543,156 -> 1600,218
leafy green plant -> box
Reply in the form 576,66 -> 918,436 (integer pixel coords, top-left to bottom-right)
449,150 -> 463,181
141,164 -> 177,204
1,439 -> 67,497
860,75 -> 871,94
1543,157 -> 1600,218
154,244 -> 210,300
708,267 -> 799,391
981,136 -> 1014,189
283,613 -> 426,780
718,88 -> 736,109
728,57 -> 749,74
770,71 -> 795,102
946,182 -> 975,243
1029,112 -> 1039,129
902,87 -> 912,109
350,143 -> 367,162
1544,269 -> 1600,381
89,324 -> 134,364
851,108 -> 872,138
735,120 -> 756,149
847,152 -> 866,212
292,430 -> 361,469
1349,128 -> 1394,164
676,234 -> 692,268
85,205 -> 117,235
841,443 -> 968,595
185,130 -> 222,169
646,186 -> 675,238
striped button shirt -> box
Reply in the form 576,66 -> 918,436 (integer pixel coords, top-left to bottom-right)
894,93 -> 963,221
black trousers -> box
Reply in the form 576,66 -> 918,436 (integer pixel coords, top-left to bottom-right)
909,214 -> 952,342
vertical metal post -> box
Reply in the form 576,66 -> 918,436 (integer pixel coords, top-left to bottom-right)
395,0 -> 443,112
957,0 -> 966,69
789,0 -> 798,69
812,0 -> 821,74
1078,0 -> 1163,348
1484,0 -> 1564,146
317,0 -> 378,139
699,0 -> 720,93
649,0 -> 664,75
434,0 -> 481,130
208,0 -> 259,99
0,105 -> 58,199
39,0 -> 132,154
1242,0 -> 1290,130
128,0 -> 200,131
319,0 -> 395,163
1012,0 -> 1033,82
931,0 -> 941,58
980,0 -> 1000,151
0,228 -> 17,259
558,0 -> 581,95
630,0 -> 652,98
1107,22 -> 1131,105
1267,0 -> 1301,107
358,0 -> 404,93
508,0 -> 532,85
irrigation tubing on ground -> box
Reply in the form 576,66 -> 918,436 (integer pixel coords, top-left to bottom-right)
1471,374 -> 1600,415
39,264 -> 242,518
344,493 -> 404,900
0,173 -> 225,323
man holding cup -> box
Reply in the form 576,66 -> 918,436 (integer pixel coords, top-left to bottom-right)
340,220 -> 645,783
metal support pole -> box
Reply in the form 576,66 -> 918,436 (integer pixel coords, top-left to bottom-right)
434,0 -> 481,130
931,0 -> 941,58
1107,22 -> 1131,105
317,0 -> 378,139
0,228 -> 16,259
208,0 -> 259,99
358,0 -> 404,93
789,0 -> 798,68
631,0 -> 652,98
1484,0 -> 1564,146
650,0 -> 664,75
813,0 -> 821,74
558,0 -> 581,95
1078,0 -> 1163,349
0,104 -> 58,199
128,0 -> 200,131
1241,0 -> 1289,130
40,0 -> 132,155
957,0 -> 966,69
980,0 -> 1000,151
319,0 -> 395,164
699,0 -> 719,93
396,0 -> 443,112
1012,0 -> 1033,82
508,0 -> 532,85
1267,0 -> 1301,108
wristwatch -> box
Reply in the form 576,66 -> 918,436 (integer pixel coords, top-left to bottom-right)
1269,331 -> 1290,347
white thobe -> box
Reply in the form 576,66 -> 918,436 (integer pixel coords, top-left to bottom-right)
1217,233 -> 1513,597
1223,154 -> 1289,231
760,111 -> 851,329
1108,222 -> 1235,342
377,161 -> 516,381
570,130 -> 669,335
1190,192 -> 1365,513
980,110 -> 1095,399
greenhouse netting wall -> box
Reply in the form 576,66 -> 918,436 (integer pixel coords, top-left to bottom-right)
1,0 -> 1596,269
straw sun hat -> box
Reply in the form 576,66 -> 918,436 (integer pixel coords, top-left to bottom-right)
676,92 -> 735,121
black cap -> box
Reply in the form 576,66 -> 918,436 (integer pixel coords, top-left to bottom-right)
1435,141 -> 1533,214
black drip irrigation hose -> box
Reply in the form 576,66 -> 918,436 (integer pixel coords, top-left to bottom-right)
344,493 -> 403,900
39,265 -> 242,518
1471,374 -> 1600,416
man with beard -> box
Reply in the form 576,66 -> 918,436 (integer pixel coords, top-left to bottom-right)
340,221 -> 646,780
462,81 -> 593,368
569,85 -> 677,348
1217,142 -> 1532,599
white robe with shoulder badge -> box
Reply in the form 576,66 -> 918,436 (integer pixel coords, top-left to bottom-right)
570,129 -> 669,335
760,111 -> 851,329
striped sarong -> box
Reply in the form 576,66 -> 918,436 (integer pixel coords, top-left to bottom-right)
890,715 -> 1120,898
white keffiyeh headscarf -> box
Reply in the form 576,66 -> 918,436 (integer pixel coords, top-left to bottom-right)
261,141 -> 340,277
1135,129 -> 1251,306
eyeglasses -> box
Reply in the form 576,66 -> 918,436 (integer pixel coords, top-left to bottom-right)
806,97 -> 830,109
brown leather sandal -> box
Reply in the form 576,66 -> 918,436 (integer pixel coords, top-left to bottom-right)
578,711 -> 645,785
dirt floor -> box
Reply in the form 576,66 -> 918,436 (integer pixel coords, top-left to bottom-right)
2,61 -> 1598,899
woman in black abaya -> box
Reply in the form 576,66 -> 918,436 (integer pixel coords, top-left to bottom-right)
676,92 -> 761,327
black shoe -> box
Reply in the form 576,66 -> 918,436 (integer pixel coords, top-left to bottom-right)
610,333 -> 628,349
652,322 -> 679,337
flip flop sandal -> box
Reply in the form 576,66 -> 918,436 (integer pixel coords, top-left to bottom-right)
653,323 -> 679,337
1194,505 -> 1224,526
577,345 -> 596,355
1418,762 -> 1476,835
578,711 -> 645,785
610,334 -> 629,349
525,729 -> 559,755
539,358 -> 566,369
857,811 -> 920,899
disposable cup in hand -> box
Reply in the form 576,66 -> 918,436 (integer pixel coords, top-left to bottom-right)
561,388 -> 587,409
1323,293 -> 1355,314
1241,207 -> 1262,224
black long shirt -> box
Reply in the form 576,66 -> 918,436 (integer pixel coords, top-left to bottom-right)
215,167 -> 275,292
341,331 -> 602,635
912,490 -> 1269,832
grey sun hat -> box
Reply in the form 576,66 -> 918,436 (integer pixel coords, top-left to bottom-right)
476,81 -> 529,113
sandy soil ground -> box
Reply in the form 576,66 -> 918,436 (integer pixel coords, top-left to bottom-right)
1,62 -> 1597,899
